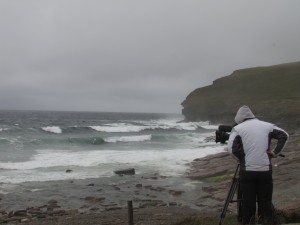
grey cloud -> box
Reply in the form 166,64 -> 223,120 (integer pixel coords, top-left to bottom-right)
1,0 -> 300,113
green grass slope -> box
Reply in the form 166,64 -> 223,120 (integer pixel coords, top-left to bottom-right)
181,62 -> 300,129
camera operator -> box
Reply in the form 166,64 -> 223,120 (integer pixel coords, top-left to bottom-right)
227,105 -> 288,225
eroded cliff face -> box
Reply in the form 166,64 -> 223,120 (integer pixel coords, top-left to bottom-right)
181,62 -> 300,130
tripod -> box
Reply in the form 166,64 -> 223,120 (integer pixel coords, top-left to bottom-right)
218,164 -> 242,225
219,154 -> 284,225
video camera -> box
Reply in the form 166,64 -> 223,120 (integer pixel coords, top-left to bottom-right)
215,125 -> 234,144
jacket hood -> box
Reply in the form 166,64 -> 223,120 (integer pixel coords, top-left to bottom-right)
235,105 -> 255,124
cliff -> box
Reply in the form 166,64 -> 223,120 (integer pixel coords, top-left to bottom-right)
181,61 -> 300,129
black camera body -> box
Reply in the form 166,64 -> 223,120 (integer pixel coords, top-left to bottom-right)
215,125 -> 234,144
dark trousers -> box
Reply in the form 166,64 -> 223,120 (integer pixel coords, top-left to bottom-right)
239,170 -> 273,224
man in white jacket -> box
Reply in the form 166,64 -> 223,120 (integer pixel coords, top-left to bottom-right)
227,105 -> 288,225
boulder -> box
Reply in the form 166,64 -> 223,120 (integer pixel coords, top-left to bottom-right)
114,168 -> 135,175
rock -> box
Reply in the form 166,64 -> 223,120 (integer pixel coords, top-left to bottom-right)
169,202 -> 177,206
36,214 -> 47,219
112,185 -> 121,190
168,190 -> 184,196
90,207 -> 99,211
6,217 -> 20,223
38,205 -> 48,209
48,199 -> 58,205
84,196 -> 106,203
66,169 -> 73,173
87,183 -> 95,186
139,200 -> 167,208
186,152 -> 236,180
202,186 -> 218,192
144,185 -> 166,192
20,218 -> 31,223
105,206 -> 122,211
12,210 -> 27,217
26,207 -> 41,214
51,210 -> 67,216
153,213 -> 173,216
47,203 -> 61,209
114,168 -> 135,175
65,209 -> 79,215
151,186 -> 165,192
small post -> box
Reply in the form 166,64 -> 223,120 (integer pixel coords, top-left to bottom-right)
128,200 -> 134,225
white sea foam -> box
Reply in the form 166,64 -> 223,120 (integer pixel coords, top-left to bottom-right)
42,126 -> 62,134
0,128 -> 9,132
105,135 -> 152,143
89,119 -> 215,133
90,124 -> 145,133
0,145 -> 225,183
141,119 -> 218,131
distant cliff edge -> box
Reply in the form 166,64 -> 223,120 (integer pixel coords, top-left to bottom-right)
181,62 -> 300,130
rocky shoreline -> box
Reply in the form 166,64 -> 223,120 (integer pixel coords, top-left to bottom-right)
0,131 -> 299,225
0,169 -> 212,224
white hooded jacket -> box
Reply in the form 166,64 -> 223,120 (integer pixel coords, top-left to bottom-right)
227,106 -> 289,171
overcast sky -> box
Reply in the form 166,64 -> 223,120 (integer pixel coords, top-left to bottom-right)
1,0 -> 300,113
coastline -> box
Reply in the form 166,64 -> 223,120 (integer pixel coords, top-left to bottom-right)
1,131 -> 299,224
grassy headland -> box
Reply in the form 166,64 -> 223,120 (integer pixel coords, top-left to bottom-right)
181,61 -> 300,130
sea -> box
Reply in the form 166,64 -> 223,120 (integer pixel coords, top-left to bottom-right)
0,111 -> 224,202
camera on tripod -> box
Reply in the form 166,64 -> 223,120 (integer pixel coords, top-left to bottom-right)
215,125 -> 234,144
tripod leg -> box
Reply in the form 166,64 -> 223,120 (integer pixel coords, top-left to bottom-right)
218,177 -> 239,225
237,179 -> 243,223
219,164 -> 240,225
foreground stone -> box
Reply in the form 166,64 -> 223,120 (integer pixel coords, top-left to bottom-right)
114,168 -> 135,175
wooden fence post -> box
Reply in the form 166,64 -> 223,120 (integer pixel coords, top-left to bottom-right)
128,200 -> 134,225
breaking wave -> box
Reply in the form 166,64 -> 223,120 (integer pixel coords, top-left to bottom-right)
89,120 -> 216,133
104,135 -> 152,143
0,145 -> 225,183
42,126 -> 62,134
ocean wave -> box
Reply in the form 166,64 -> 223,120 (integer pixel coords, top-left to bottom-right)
0,127 -> 18,133
88,120 -> 215,133
42,126 -> 62,134
104,135 -> 151,143
0,138 -> 9,144
68,137 -> 105,145
34,132 -> 213,146
31,135 -> 152,146
89,123 -> 146,133
12,119 -> 218,135
0,146 -> 225,183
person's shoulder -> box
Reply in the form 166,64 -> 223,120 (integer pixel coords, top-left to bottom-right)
240,119 -> 272,129
255,119 -> 276,130
254,119 -> 272,125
